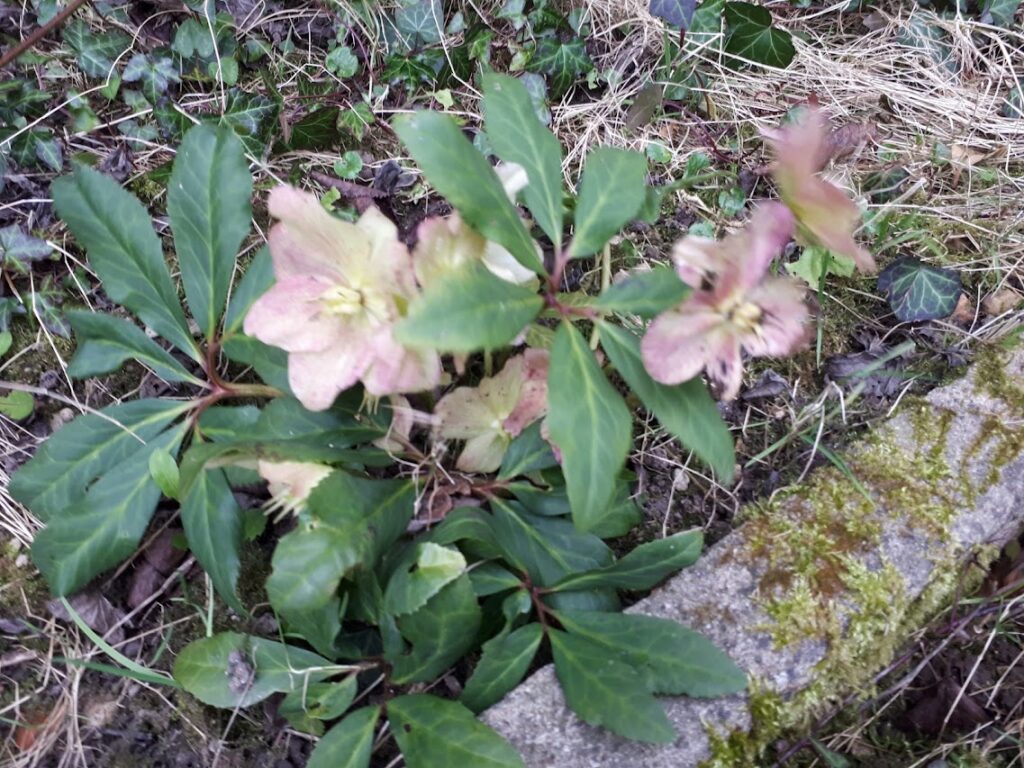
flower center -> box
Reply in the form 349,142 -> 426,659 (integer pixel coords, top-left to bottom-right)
729,301 -> 762,332
320,284 -> 390,324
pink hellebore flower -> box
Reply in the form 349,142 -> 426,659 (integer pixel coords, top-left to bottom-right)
762,107 -> 876,273
244,186 -> 441,411
435,349 -> 550,473
641,203 -> 810,400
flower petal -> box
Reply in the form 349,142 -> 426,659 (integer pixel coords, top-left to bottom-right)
267,185 -> 371,281
413,215 -> 485,288
641,298 -> 726,385
744,277 -> 812,357
362,329 -> 441,396
704,329 -> 744,400
436,386 -> 501,440
503,349 -> 550,436
671,236 -> 720,288
456,432 -> 510,473
243,277 -> 346,353
357,207 -> 418,297
287,339 -> 373,411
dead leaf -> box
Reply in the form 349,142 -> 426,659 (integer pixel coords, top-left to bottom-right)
900,677 -> 990,736
982,288 -> 1023,316
48,591 -> 125,646
128,527 -> 187,609
950,293 -> 975,326
820,121 -> 879,167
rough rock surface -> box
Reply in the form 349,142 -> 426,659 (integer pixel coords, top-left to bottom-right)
483,350 -> 1024,767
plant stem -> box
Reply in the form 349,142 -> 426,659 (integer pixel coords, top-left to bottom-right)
0,0 -> 90,70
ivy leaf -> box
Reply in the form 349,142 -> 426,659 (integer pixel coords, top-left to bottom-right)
281,107 -> 342,152
877,257 -> 961,323
569,147 -> 648,258
461,623 -> 543,713
383,543 -> 467,617
546,322 -> 632,532
982,0 -> 1021,27
527,37 -> 591,100
306,706 -> 380,768
9,399 -> 189,521
395,0 -> 444,48
326,45 -> 359,78
649,0 -> 697,28
723,2 -> 795,69
51,164 -> 198,359
172,18 -> 216,59
173,632 -> 332,709
554,609 -> 747,697
122,53 -> 180,102
394,261 -> 543,352
31,424 -> 187,596
390,574 -> 482,684
64,20 -> 131,78
482,73 -> 564,250
594,265 -> 689,318
550,629 -> 676,743
65,311 -> 200,384
34,135 -> 63,172
598,323 -> 734,481
181,467 -> 243,613
389,694 -> 525,768
550,530 -> 702,591
168,124 -> 252,341
219,89 -> 278,156
393,111 -> 545,274
0,224 -> 52,272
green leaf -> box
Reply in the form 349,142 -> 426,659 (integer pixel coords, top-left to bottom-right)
527,37 -> 591,100
384,543 -> 467,617
221,334 -> 290,392
267,475 -> 415,616
983,0 -> 1021,27
31,425 -> 186,595
787,245 -> 856,287
546,322 -> 632,531
461,623 -> 543,713
394,0 -> 444,47
488,498 -> 612,587
594,265 -> 689,318
569,147 -> 647,258
555,609 -> 747,697
468,561 -> 521,596
482,73 -> 564,249
389,694 -> 525,768
224,245 -> 272,335
497,420 -> 558,480
66,311 -> 200,384
551,530 -> 702,591
181,468 -> 243,613
122,53 -> 180,102
148,448 -> 180,499
394,261 -> 542,352
64,20 -> 131,79
168,124 -> 252,340
877,256 -> 961,323
281,107 -> 341,152
10,399 -> 189,521
333,150 -> 363,179
51,165 -> 197,358
549,629 -> 675,743
306,706 -> 380,768
326,45 -> 359,78
0,390 -> 33,420
598,322 -> 734,481
390,574 -> 482,684
0,224 -> 52,270
280,676 -> 358,732
172,632 -> 332,709
393,111 -> 545,274
649,0 -> 697,28
219,89 -> 278,156
723,2 -> 795,69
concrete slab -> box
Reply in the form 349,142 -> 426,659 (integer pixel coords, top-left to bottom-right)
482,350 -> 1024,767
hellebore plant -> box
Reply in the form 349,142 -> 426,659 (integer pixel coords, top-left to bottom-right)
10,79 -> 873,767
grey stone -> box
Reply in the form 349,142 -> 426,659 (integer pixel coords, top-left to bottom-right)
482,350 -> 1024,767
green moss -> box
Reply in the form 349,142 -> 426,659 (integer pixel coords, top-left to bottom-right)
704,685 -> 787,767
703,351 -> 1024,767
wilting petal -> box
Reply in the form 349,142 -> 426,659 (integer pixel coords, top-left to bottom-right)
503,349 -> 549,436
374,395 -> 415,452
641,299 -> 727,385
456,432 -> 510,474
496,162 -> 529,200
258,460 -> 332,508
436,387 -> 500,440
671,237 -> 720,288
712,204 -> 795,302
267,185 -> 370,280
743,278 -> 811,357
358,207 -> 418,298
483,241 -> 539,285
764,108 -> 875,273
287,338 -> 374,411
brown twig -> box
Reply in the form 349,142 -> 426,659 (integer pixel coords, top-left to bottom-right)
0,0 -> 91,70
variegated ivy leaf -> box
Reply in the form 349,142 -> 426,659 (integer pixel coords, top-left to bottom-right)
649,0 -> 697,28
527,37 -> 592,100
0,225 -> 52,272
878,256 -> 961,323
123,53 -> 180,103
